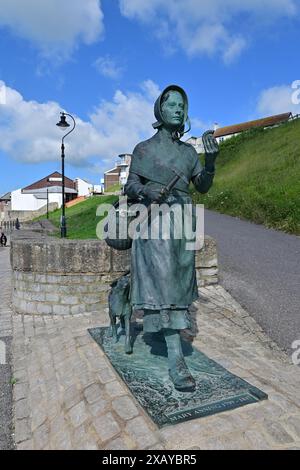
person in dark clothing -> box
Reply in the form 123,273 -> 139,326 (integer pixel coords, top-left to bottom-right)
0,232 -> 7,246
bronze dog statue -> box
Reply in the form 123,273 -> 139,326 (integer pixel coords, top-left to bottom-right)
108,271 -> 132,354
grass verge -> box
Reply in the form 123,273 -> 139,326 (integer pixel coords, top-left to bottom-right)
192,119 -> 300,235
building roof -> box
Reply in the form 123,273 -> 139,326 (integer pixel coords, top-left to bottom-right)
22,171 -> 76,192
22,186 -> 77,195
75,177 -> 92,184
104,166 -> 121,175
214,112 -> 292,138
0,192 -> 11,201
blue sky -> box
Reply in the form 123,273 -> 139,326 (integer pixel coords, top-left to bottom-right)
0,0 -> 300,195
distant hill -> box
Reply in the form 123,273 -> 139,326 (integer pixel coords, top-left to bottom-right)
192,119 -> 300,235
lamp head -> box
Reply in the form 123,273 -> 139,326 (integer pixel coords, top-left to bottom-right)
56,113 -> 70,130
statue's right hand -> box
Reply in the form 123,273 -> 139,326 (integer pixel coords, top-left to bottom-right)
142,186 -> 165,203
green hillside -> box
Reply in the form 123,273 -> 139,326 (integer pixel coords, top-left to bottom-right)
192,119 -> 300,235
41,195 -> 118,239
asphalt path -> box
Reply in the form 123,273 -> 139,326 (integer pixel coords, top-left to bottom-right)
204,210 -> 300,354
0,243 -> 14,450
0,337 -> 13,450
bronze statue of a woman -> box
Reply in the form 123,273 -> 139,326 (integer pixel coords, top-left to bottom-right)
124,84 -> 219,392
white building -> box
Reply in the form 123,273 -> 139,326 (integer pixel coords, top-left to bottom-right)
185,136 -> 205,154
11,188 -> 49,211
93,184 -> 103,194
213,112 -> 292,144
185,113 -> 293,154
75,178 -> 93,197
11,171 -> 77,211
103,154 -> 132,191
118,154 -> 132,186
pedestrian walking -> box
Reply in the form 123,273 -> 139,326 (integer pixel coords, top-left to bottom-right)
0,232 -> 7,246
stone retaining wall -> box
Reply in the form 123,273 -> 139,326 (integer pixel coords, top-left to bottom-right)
11,233 -> 218,316
7,202 -> 58,223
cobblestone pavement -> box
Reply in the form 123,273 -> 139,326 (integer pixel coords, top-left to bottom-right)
4,257 -> 300,449
0,246 -> 14,450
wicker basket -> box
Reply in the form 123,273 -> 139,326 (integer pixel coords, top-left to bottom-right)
104,200 -> 136,251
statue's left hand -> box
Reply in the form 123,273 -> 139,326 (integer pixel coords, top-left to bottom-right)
202,130 -> 219,172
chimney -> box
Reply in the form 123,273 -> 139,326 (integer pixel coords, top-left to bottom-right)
213,122 -> 219,131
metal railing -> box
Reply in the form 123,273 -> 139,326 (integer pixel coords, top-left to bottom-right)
0,219 -> 21,231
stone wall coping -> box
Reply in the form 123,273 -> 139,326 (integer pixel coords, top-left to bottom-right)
11,231 -> 217,275
11,230 -> 216,246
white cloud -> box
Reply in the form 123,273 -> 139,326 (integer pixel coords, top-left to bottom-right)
0,80 -> 102,165
119,0 -> 297,63
93,56 -> 123,79
222,36 -> 247,65
89,80 -> 161,160
140,79 -> 161,101
190,118 -> 212,134
0,80 -> 161,174
257,83 -> 300,116
0,0 -> 104,60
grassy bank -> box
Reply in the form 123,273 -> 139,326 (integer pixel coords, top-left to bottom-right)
40,195 -> 117,239
39,120 -> 300,239
192,119 -> 300,235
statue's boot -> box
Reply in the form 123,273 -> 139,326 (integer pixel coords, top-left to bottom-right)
164,329 -> 196,392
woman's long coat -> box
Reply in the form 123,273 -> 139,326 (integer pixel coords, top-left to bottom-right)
125,129 -> 210,313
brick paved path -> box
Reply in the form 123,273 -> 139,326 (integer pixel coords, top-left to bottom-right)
3,250 -> 300,450
0,246 -> 14,449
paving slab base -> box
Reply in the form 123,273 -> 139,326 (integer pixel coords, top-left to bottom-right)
3,249 -> 299,452
89,326 -> 267,427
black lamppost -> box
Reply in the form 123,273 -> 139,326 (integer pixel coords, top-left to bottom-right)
46,187 -> 49,219
56,112 -> 76,238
